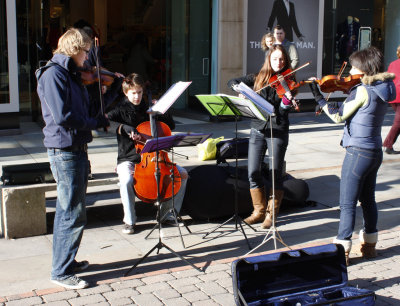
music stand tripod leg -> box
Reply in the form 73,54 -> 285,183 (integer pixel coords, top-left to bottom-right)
202,215 -> 234,239
125,131 -> 200,276
243,118 -> 291,256
202,115 -> 255,250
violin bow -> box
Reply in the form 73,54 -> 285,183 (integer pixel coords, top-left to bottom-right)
325,61 -> 347,102
255,62 -> 310,93
94,37 -> 106,124
315,61 -> 347,116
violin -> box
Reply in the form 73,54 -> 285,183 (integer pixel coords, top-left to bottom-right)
268,68 -> 300,97
310,74 -> 363,94
80,66 -> 117,86
259,62 -> 311,112
133,120 -> 181,203
267,68 -> 301,111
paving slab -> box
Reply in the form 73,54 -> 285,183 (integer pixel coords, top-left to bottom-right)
0,110 -> 400,305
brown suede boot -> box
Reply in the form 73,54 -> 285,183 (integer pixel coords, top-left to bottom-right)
244,187 -> 267,225
359,230 -> 378,258
261,189 -> 284,229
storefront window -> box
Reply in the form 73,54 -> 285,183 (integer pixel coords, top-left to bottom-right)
16,0 -> 34,114
0,0 -> 9,105
2,0 -> 210,120
322,0 -> 382,75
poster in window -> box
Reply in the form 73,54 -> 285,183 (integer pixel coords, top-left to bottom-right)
246,0 -> 323,96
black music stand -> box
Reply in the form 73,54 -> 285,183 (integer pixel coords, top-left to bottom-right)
233,82 -> 291,255
143,133 -> 211,248
124,81 -> 204,276
196,93 -> 273,249
124,133 -> 210,276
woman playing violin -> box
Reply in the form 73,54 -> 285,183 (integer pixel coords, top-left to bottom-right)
308,46 -> 396,264
228,44 -> 297,229
106,73 -> 188,234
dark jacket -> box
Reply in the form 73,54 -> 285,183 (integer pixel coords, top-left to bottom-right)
267,0 -> 303,42
35,53 -> 98,149
342,73 -> 396,149
107,97 -> 175,164
227,74 -> 291,137
86,77 -> 124,118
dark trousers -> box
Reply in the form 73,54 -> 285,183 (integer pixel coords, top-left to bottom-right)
383,103 -> 400,149
248,128 -> 288,190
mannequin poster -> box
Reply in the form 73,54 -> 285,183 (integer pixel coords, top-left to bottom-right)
246,0 -> 324,96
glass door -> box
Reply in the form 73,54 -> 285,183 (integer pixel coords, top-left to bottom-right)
0,0 -> 19,114
188,0 -> 211,110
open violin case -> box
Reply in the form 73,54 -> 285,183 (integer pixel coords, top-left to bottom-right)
232,244 -> 375,306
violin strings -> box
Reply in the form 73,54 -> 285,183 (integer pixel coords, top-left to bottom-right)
255,62 -> 310,93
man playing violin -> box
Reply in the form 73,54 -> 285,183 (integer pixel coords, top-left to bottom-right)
35,28 -> 111,290
308,46 -> 396,265
106,73 -> 188,234
228,44 -> 297,230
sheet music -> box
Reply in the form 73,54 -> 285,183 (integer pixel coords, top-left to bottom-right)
217,94 -> 267,121
141,133 -> 211,153
236,82 -> 275,115
148,81 -> 192,114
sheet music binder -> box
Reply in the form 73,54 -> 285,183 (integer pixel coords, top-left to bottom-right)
196,92 -> 273,121
235,82 -> 275,116
148,81 -> 192,114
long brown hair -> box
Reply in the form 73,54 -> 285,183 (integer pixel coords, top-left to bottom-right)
254,44 -> 290,91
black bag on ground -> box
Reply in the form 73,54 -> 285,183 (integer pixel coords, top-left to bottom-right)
1,162 -> 55,185
216,138 -> 249,164
182,164 -> 309,220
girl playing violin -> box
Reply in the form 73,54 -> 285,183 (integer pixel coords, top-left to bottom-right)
106,73 -> 188,234
308,46 -> 396,264
228,44 -> 297,229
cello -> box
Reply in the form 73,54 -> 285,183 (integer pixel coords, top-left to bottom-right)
132,91 -> 181,204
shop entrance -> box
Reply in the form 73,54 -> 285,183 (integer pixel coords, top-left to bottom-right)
322,0 -> 385,76
12,0 -> 212,123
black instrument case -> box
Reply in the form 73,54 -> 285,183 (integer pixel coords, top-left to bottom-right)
232,244 -> 375,305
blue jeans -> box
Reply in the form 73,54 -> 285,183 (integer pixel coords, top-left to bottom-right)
48,149 -> 89,280
248,128 -> 288,189
337,146 -> 382,240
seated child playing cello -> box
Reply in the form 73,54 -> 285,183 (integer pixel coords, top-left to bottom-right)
106,73 -> 188,234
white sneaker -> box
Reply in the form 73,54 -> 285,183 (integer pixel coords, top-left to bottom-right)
122,224 -> 134,234
51,275 -> 89,289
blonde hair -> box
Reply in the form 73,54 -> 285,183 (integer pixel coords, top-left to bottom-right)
54,28 -> 92,56
261,33 -> 275,51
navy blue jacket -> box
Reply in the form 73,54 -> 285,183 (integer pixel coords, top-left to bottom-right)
36,53 -> 98,148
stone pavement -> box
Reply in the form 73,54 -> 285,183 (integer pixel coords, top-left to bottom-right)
0,109 -> 400,305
